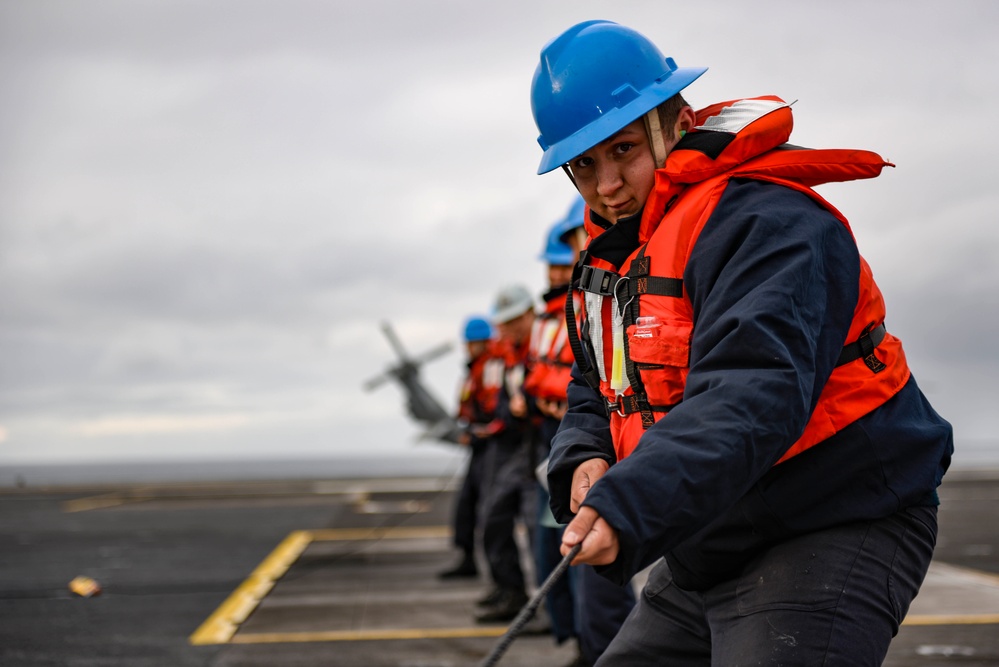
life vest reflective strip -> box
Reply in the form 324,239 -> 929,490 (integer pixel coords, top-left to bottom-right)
529,294 -> 574,368
566,258 -> 611,389
481,357 -> 506,395
568,96 -> 910,463
524,292 -> 577,402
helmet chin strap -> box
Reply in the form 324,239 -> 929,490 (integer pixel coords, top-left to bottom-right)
561,164 -> 578,190
644,109 -> 669,169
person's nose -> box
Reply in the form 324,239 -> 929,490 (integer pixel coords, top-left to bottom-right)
594,159 -> 623,198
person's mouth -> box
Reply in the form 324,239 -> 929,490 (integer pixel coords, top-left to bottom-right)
606,200 -> 633,216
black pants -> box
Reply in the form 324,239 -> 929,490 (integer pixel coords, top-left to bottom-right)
597,506 -> 937,666
576,562 -> 637,664
451,442 -> 488,556
481,438 -> 536,592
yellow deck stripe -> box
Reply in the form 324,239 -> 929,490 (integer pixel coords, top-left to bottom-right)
189,530 -> 313,645
308,525 -> 451,541
188,525 -> 453,645
63,493 -> 133,512
230,627 -> 509,644
903,613 -> 999,626
226,616 -> 999,646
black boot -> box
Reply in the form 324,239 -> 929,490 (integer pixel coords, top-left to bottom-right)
474,588 -> 528,623
475,586 -> 504,607
437,552 -> 478,580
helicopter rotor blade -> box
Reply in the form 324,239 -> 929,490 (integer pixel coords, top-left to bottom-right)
414,341 -> 453,365
380,322 -> 410,361
362,373 -> 392,392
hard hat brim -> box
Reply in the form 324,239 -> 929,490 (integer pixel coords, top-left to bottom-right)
539,250 -> 576,265
492,303 -> 533,325
536,66 -> 708,175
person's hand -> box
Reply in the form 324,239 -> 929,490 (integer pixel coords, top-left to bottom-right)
561,506 -> 619,565
569,458 -> 609,513
470,421 -> 501,439
536,398 -> 568,420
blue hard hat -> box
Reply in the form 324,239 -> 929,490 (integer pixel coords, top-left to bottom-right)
540,222 -> 575,266
553,195 -> 586,244
463,316 -> 493,342
531,20 -> 708,174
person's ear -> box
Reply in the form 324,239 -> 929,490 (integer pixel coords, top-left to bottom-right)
675,106 -> 697,139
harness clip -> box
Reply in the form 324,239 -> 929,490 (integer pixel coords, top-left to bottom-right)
579,265 -> 620,296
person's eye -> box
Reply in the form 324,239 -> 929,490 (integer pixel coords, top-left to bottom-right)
571,156 -> 594,170
614,142 -> 635,156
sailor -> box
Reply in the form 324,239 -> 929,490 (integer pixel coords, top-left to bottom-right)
438,316 -> 504,580
531,20 -> 953,664
474,284 -> 540,623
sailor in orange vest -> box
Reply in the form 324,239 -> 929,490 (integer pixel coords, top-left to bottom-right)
438,316 -> 505,580
530,21 -> 953,664
475,284 -> 540,623
526,199 -> 637,666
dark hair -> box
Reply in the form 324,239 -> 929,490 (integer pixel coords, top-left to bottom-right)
656,94 -> 689,141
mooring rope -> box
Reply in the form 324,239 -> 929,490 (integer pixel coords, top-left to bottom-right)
478,542 -> 583,667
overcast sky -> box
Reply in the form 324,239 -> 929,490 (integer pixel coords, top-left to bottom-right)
1,0 -> 996,470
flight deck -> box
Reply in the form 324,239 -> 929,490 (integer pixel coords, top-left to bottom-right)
2,470 -> 998,666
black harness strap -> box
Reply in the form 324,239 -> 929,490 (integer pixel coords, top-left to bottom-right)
621,248 -> 663,428
564,254 -> 602,391
836,323 -> 887,372
604,394 -> 679,417
634,275 -> 684,297
577,263 -> 683,299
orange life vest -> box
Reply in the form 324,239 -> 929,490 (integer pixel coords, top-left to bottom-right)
493,333 -> 533,407
569,96 -> 911,462
523,289 -> 577,403
457,340 -> 506,424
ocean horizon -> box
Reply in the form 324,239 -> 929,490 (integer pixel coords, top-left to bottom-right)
0,449 -> 469,489
1,439 -> 995,489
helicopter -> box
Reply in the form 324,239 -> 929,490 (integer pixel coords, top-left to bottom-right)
362,321 -> 463,444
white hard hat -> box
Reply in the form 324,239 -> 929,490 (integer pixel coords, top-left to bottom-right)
491,284 -> 534,324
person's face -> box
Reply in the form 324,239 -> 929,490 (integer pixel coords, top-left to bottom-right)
466,340 -> 488,358
497,310 -> 534,344
567,118 -> 657,222
548,263 -> 573,289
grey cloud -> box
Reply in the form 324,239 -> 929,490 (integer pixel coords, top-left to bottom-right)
1,0 -> 996,467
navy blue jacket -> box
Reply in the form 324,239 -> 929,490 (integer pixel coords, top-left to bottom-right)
548,179 -> 953,587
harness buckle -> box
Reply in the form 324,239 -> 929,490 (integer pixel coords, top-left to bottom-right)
579,265 -> 619,296
606,396 -> 628,418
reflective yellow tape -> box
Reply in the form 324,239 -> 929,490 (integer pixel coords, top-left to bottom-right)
231,626 -> 509,644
